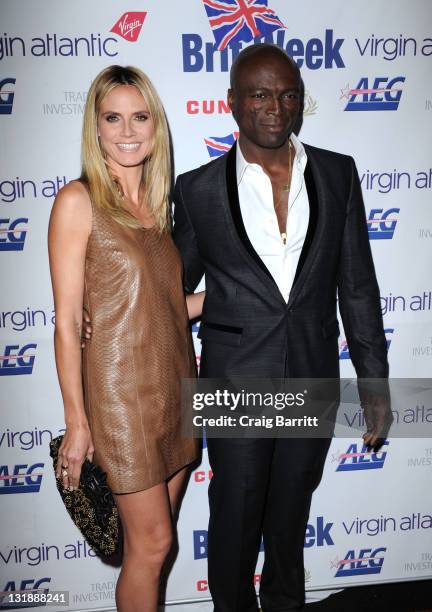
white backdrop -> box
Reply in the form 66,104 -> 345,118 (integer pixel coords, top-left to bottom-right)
1,1 -> 431,609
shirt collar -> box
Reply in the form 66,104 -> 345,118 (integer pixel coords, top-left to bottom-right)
236,132 -> 307,187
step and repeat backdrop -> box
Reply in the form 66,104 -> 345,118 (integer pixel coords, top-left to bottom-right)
1,1 -> 431,609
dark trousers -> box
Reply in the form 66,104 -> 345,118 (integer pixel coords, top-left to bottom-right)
206,437 -> 332,611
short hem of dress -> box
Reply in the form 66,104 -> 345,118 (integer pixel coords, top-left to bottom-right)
110,453 -> 199,496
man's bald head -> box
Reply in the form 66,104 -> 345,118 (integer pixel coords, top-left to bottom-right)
230,44 -> 300,90
227,43 -> 303,151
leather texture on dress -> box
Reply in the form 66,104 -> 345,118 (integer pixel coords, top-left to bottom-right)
82,200 -> 198,494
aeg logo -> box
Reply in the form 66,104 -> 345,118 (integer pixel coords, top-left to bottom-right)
0,464 -> 44,494
0,218 -> 28,251
333,441 -> 389,471
341,77 -> 405,111
332,547 -> 386,577
0,344 -> 37,375
0,78 -> 16,114
340,329 -> 393,359
367,208 -> 400,239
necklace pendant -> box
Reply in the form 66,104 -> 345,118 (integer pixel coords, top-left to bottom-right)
281,232 -> 287,245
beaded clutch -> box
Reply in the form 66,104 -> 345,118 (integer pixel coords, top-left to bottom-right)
49,435 -> 120,556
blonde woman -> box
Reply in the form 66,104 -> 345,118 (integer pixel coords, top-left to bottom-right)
48,65 -> 202,611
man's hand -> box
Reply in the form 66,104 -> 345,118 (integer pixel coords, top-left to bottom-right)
81,308 -> 92,348
359,380 -> 393,452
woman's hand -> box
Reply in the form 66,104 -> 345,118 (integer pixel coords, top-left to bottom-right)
56,424 -> 94,491
81,308 -> 92,348
186,290 -> 206,320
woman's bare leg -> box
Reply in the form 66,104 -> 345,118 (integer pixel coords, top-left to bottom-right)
167,466 -> 190,518
114,483 -> 172,612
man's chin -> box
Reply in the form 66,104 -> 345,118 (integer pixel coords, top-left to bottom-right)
257,135 -> 291,150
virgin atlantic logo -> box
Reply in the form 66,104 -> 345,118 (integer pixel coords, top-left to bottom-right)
110,12 -> 147,42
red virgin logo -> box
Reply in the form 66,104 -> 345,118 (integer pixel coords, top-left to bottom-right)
110,12 -> 147,42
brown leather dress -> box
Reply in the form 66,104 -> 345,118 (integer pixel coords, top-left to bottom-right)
82,201 -> 198,494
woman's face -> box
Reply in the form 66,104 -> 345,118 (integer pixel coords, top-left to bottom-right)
97,84 -> 154,170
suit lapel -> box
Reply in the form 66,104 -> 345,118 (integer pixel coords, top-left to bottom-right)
287,146 -> 324,308
292,159 -> 319,286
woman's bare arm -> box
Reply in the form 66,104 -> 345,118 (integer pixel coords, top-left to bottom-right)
48,180 -> 93,491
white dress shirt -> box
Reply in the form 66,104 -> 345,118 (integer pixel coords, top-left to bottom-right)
236,133 -> 309,303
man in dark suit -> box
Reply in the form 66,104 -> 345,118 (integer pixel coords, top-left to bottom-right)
173,44 -> 389,611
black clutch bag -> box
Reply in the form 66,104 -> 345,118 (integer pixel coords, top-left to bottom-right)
49,435 -> 120,556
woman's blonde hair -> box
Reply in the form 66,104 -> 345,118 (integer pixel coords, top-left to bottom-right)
81,65 -> 171,233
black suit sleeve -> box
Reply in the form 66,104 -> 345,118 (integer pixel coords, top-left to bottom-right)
337,157 -> 389,378
172,175 -> 205,293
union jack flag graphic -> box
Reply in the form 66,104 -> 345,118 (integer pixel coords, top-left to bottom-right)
205,132 -> 239,157
203,0 -> 286,51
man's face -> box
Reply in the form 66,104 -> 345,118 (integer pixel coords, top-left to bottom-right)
228,53 -> 301,150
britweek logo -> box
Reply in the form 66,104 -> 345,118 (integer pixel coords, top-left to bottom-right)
339,328 -> 393,360
340,77 -> 405,111
183,30 -> 345,72
0,344 -> 37,375
0,78 -> 15,114
110,12 -> 147,42
205,132 -> 239,157
367,208 -> 400,240
183,1 -> 345,73
193,516 -> 333,559
0,218 -> 28,251
332,547 -> 386,577
203,0 -> 286,51
0,577 -> 50,609
0,463 -> 44,494
333,441 -> 389,471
